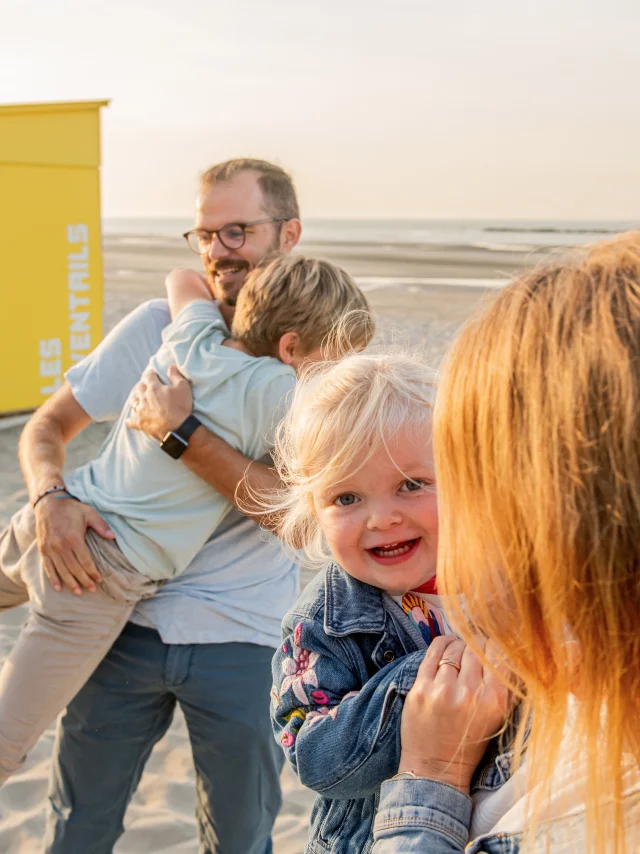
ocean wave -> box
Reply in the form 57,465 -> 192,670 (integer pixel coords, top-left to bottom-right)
471,242 -> 536,252
483,226 -> 625,235
355,276 -> 508,292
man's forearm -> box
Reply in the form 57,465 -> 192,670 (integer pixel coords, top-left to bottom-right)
19,418 -> 66,502
182,428 -> 282,530
18,385 -> 91,502
125,367 -> 284,530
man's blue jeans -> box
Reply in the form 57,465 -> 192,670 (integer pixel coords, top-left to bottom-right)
43,622 -> 283,854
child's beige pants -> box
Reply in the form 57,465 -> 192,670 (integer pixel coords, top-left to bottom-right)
0,502 -> 159,783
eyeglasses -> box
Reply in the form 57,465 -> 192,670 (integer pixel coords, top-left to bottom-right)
183,218 -> 287,254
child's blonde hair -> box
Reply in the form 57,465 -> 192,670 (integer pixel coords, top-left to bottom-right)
435,232 -> 640,852
270,351 -> 436,566
231,254 -> 374,359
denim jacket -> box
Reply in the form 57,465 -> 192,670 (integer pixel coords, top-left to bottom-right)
271,563 -> 431,854
372,778 -> 521,854
371,775 -> 640,853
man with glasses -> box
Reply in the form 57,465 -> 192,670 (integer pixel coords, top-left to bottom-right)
19,159 -> 302,854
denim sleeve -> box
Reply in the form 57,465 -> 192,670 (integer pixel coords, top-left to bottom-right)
271,614 -> 426,799
372,778 -> 473,854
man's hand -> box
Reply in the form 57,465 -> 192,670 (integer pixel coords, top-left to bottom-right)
126,365 -> 193,441
35,496 -> 115,595
126,364 -> 281,526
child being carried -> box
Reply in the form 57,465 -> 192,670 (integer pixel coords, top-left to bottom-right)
0,254 -> 374,783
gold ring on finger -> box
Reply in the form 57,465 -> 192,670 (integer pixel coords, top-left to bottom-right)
438,658 -> 462,672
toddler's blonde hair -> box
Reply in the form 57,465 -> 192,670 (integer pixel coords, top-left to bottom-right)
270,351 -> 436,566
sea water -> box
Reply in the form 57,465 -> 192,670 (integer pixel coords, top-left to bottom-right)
103,217 -> 637,250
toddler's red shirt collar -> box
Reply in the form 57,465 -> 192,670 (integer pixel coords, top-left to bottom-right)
412,576 -> 438,595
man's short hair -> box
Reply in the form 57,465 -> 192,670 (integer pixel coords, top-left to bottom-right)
200,158 -> 300,221
231,255 -> 374,359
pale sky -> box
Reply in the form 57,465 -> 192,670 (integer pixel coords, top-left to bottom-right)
2,0 -> 639,220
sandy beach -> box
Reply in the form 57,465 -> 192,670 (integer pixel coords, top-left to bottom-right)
0,236 -> 541,853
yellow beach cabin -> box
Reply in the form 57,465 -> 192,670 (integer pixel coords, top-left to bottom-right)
0,99 -> 109,413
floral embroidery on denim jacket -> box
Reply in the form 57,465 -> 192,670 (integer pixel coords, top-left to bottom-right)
271,563 -> 430,854
271,564 -> 519,854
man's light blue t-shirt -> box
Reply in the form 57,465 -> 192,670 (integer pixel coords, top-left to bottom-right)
65,299 -> 300,646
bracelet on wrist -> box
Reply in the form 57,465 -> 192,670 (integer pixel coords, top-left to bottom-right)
391,770 -> 427,781
32,485 -> 73,509
391,770 -> 471,796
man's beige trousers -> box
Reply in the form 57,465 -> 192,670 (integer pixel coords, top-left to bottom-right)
0,502 -> 158,782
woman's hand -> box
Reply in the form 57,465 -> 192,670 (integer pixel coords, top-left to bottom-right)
398,635 -> 511,794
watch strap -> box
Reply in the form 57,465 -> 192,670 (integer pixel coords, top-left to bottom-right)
174,414 -> 202,442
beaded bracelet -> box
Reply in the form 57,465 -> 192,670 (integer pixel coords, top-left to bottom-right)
32,484 -> 70,509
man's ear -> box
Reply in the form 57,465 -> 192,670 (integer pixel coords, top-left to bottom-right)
277,331 -> 302,366
279,219 -> 302,252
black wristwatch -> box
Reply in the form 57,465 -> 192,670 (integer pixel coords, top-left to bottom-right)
159,415 -> 202,459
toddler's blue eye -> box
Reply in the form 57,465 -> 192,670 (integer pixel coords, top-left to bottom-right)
401,479 -> 425,493
335,493 -> 359,506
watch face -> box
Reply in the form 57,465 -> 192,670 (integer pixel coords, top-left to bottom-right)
160,432 -> 188,459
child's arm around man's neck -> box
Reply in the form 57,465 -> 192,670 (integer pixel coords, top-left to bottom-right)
165,268 -> 255,357
165,268 -> 214,320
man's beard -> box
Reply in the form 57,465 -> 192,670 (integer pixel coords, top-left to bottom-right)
208,237 -> 281,306
205,259 -> 250,306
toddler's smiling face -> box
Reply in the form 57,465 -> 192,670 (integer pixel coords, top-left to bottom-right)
312,428 -> 438,596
